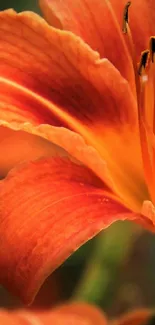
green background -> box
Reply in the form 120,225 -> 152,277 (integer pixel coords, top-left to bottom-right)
0,0 -> 40,12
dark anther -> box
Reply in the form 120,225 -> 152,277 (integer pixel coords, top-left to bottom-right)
150,37 -> 155,62
122,1 -> 131,33
138,50 -> 149,75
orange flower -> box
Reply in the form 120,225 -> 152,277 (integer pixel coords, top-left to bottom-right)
111,308 -> 154,325
0,303 -> 107,325
0,0 -> 155,303
0,304 -> 153,325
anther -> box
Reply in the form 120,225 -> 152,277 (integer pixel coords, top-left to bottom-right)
122,1 -> 131,34
138,50 -> 149,76
150,37 -> 155,63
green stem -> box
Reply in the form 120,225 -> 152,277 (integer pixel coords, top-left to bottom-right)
72,221 -> 141,305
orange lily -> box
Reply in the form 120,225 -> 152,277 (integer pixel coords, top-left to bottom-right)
0,303 -> 107,325
0,304 -> 153,325
0,0 -> 155,303
111,309 -> 154,325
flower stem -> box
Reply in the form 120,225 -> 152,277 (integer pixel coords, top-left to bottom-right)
72,222 -> 141,305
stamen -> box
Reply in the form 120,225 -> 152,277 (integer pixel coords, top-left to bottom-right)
150,36 -> 155,63
142,65 -> 154,130
138,44 -> 155,203
148,37 -> 155,132
138,50 -> 149,76
122,1 -> 131,34
122,2 -> 140,102
138,75 -> 155,203
122,3 -> 155,203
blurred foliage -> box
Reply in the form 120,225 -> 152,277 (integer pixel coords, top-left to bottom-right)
0,0 -> 40,13
1,0 -> 155,318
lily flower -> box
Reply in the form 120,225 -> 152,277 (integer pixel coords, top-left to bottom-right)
0,303 -> 107,325
0,0 -> 155,303
0,304 -> 153,325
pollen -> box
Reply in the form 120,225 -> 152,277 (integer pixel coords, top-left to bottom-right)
122,1 -> 131,34
138,50 -> 149,76
150,36 -> 155,62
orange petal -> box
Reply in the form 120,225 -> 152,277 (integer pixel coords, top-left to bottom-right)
51,303 -> 107,325
39,0 -> 136,90
0,311 -> 22,325
111,309 -> 153,325
0,9 -> 136,129
0,122 -> 114,208
0,10 -> 144,210
0,126 -> 67,178
0,303 -> 107,325
110,0 -> 155,60
0,157 -> 138,304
